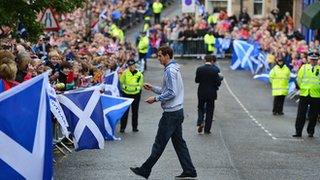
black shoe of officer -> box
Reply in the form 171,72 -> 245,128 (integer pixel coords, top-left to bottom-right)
133,128 -> 139,132
120,129 -> 125,133
130,167 -> 149,179
308,134 -> 314,138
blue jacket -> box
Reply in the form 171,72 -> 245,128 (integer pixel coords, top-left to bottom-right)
153,60 -> 184,112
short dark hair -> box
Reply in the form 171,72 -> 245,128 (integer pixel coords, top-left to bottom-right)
158,46 -> 173,59
204,55 -> 216,62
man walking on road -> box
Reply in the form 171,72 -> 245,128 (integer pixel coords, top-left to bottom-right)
130,46 -> 197,179
195,55 -> 222,134
293,52 -> 320,138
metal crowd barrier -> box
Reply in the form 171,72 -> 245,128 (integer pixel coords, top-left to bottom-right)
170,38 -> 206,57
52,117 -> 73,162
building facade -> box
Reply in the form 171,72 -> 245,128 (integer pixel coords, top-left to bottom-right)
205,0 -> 319,41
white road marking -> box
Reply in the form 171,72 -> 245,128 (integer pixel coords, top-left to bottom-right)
222,74 -> 278,140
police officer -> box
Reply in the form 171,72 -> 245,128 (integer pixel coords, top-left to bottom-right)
152,0 -> 163,24
293,52 -> 320,138
138,31 -> 149,71
119,59 -> 144,132
269,56 -> 290,115
204,29 -> 216,54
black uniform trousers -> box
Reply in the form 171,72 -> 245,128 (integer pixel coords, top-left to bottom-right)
197,96 -> 215,133
272,95 -> 285,114
139,53 -> 147,71
120,92 -> 141,131
154,13 -> 161,24
295,96 -> 320,135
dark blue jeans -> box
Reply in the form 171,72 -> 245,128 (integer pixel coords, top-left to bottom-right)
140,109 -> 196,175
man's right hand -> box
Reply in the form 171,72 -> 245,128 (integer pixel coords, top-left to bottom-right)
143,83 -> 153,90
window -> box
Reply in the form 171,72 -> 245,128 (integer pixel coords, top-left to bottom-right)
253,0 -> 263,15
210,0 -> 227,12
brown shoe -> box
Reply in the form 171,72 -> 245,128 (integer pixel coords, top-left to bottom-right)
197,124 -> 204,134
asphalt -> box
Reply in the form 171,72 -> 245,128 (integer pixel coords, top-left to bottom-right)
54,2 -> 320,179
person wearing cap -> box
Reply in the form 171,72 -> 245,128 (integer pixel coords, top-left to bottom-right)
269,55 -> 291,115
137,31 -> 149,71
143,16 -> 151,32
119,59 -> 144,133
293,52 -> 320,138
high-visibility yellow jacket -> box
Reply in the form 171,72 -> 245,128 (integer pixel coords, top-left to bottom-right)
207,14 -> 218,24
269,64 -> 290,96
143,23 -> 150,32
120,69 -> 144,95
204,34 -> 216,52
152,2 -> 163,14
109,24 -> 117,36
297,64 -> 320,97
138,36 -> 149,54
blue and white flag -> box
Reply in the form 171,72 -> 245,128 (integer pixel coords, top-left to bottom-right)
231,40 -> 255,73
101,95 -> 133,140
0,72 -> 52,179
58,89 -> 105,151
104,71 -> 120,97
47,86 -> 69,136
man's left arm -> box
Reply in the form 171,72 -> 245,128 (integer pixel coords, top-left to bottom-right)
155,69 -> 176,102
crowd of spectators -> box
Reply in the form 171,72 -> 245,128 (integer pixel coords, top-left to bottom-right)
0,0 -> 160,92
2,1 -> 320,93
142,8 -> 320,71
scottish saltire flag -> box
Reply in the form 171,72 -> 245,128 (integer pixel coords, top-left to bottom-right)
254,52 -> 269,74
0,72 -> 52,179
101,95 -> 133,140
58,89 -> 105,151
231,40 -> 267,75
47,86 -> 69,136
231,40 -> 255,73
104,71 -> 120,97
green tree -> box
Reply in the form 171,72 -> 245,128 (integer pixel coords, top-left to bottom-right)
0,0 -> 85,42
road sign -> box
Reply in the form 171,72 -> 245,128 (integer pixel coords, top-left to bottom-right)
40,8 -> 60,31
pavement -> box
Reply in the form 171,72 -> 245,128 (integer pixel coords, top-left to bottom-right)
54,2 -> 320,179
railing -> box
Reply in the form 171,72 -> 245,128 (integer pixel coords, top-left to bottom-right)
169,38 -> 232,58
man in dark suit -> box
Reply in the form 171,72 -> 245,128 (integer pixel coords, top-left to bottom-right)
195,55 -> 222,134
